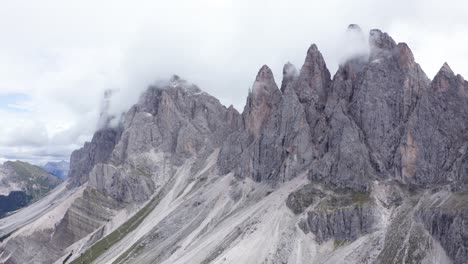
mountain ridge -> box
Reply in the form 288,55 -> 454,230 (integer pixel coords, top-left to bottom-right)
1,25 -> 467,264
42,160 -> 70,180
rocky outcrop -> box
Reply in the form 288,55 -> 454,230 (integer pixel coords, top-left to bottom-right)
286,184 -> 324,214
400,63 -> 468,185
306,203 -> 375,243
292,189 -> 375,243
243,65 -> 282,138
417,192 -> 468,264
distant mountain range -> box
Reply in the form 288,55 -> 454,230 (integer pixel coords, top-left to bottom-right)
0,161 -> 62,218
42,160 -> 70,180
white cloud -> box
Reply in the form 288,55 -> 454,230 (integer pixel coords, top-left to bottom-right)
1,0 -> 467,164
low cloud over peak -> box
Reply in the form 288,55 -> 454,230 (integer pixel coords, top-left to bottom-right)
1,0 -> 468,164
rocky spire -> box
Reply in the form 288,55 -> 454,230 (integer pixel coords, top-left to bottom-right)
294,44 -> 331,106
369,29 -> 397,59
438,62 -> 455,77
396,42 -> 416,69
325,27 -> 430,184
431,62 -> 463,93
251,65 -> 279,95
243,65 -> 281,137
402,61 -> 468,188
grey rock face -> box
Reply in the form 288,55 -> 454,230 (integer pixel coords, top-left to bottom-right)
294,44 -> 330,108
122,78 -> 240,157
418,193 -> 468,264
219,79 -> 313,182
400,63 -> 468,185
72,76 -> 241,202
218,47 -> 330,183
68,127 -> 122,187
243,65 -> 282,139
310,99 -> 377,192
337,31 -> 428,174
306,203 -> 375,243
309,29 -> 430,192
292,189 -> 375,243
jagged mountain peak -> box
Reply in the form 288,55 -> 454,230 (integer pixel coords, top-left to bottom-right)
395,42 -> 417,69
255,64 -> 274,81
295,43 -> 331,104
242,65 -> 281,138
439,62 -> 454,75
369,28 -> 397,50
251,64 -> 279,95
431,62 -> 467,94
304,43 -> 325,65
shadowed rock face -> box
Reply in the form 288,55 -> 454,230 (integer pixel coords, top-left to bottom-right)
68,127 -> 122,187
400,63 -> 468,185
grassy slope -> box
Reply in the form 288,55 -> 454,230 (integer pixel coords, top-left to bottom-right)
70,192 -> 163,264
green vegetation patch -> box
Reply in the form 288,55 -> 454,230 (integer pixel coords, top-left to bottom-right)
134,167 -> 152,178
442,192 -> 468,210
334,239 -> 348,249
70,192 -> 162,264
317,192 -> 372,210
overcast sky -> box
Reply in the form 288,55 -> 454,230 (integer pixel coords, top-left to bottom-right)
1,0 -> 467,164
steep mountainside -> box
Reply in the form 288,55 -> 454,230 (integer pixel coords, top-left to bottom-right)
0,161 -> 62,217
1,25 -> 467,264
